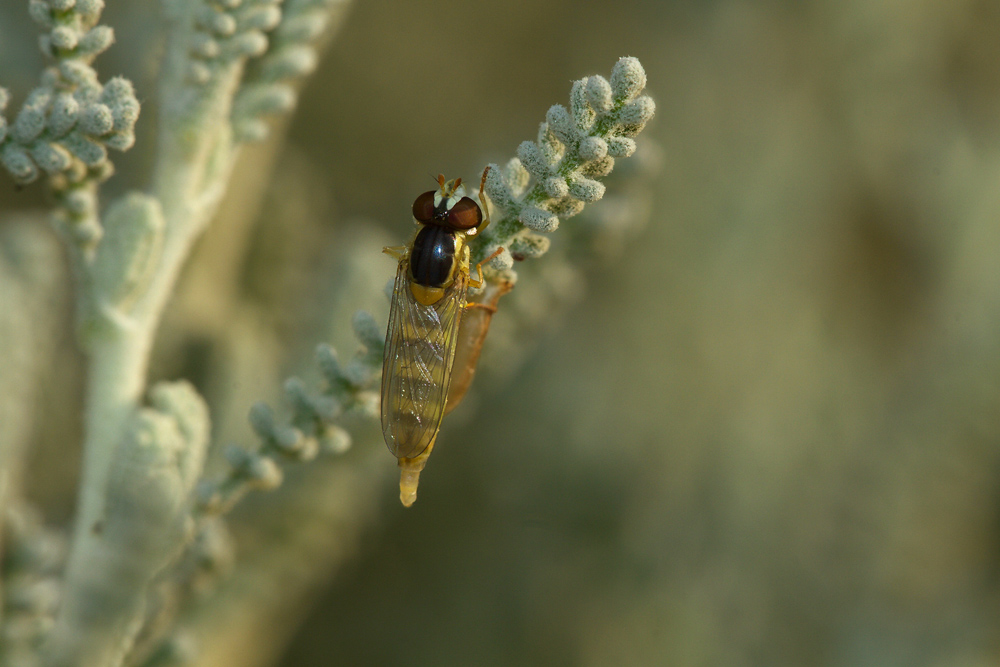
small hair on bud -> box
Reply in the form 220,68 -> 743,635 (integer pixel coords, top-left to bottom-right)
549,197 -> 586,219
520,206 -> 559,233
47,0 -> 76,12
484,163 -> 517,211
585,75 -> 613,112
103,131 -> 135,151
610,56 -> 647,102
0,87 -> 10,111
568,176 -> 606,203
79,103 -> 115,136
503,157 -> 530,197
618,95 -> 656,128
29,0 -> 54,28
582,155 -> 615,178
578,136 -> 608,162
61,133 -> 107,165
59,60 -> 99,88
12,106 -> 47,144
49,25 -> 80,51
569,79 -> 595,131
537,123 -> 565,162
1,144 -> 40,184
543,176 -> 569,199
606,136 -> 636,158
30,142 -> 72,174
48,94 -> 80,137
516,141 -> 550,181
78,25 -> 114,56
75,0 -> 104,19
508,231 -> 551,260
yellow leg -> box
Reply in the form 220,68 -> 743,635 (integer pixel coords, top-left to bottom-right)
464,301 -> 498,312
468,246 -> 504,289
383,245 -> 407,260
472,165 -> 492,236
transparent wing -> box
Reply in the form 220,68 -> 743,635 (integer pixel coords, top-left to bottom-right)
381,259 -> 468,459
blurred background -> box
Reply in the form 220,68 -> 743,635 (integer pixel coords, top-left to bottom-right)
3,0 -> 1000,665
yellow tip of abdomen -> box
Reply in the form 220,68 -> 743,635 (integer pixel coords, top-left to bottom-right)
400,468 -> 420,507
397,445 -> 434,508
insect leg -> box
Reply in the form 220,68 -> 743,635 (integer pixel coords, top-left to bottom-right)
383,245 -> 408,260
464,301 -> 498,312
464,165 -> 493,238
467,246 -> 505,289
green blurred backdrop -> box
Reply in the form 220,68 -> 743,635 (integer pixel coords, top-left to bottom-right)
279,0 -> 1000,665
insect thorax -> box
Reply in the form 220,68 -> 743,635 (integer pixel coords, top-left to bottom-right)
410,225 -> 458,288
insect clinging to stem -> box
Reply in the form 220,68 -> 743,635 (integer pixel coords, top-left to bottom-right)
381,166 -> 506,507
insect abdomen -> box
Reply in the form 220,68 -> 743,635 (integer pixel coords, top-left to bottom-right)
386,335 -> 445,450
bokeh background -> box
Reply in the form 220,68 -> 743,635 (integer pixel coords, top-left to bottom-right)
3,0 -> 1000,665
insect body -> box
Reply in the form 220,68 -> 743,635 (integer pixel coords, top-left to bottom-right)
382,169 -> 502,507
445,277 -> 514,414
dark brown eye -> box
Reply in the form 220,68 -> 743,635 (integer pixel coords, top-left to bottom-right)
446,197 -> 482,230
412,190 -> 437,223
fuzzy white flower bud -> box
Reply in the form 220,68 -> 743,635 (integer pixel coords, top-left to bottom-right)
520,206 -> 559,233
610,56 -> 647,102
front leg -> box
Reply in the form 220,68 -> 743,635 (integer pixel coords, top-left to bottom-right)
383,245 -> 408,260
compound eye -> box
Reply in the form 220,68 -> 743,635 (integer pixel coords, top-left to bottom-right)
447,197 -> 482,230
412,190 -> 437,223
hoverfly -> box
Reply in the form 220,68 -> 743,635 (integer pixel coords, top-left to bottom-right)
382,167 -> 504,507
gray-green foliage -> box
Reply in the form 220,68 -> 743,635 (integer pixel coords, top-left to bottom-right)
0,1 -> 656,665
476,57 -> 655,271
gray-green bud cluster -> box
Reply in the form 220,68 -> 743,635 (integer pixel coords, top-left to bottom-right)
198,309 -> 380,518
477,57 -> 655,272
0,0 -> 138,188
231,0 -> 351,141
184,0 -> 283,87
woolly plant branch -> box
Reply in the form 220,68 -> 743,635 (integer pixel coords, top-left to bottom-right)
22,1 -> 352,666
196,311 -> 382,518
42,382 -> 210,667
122,307 -> 383,666
474,56 -> 655,271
